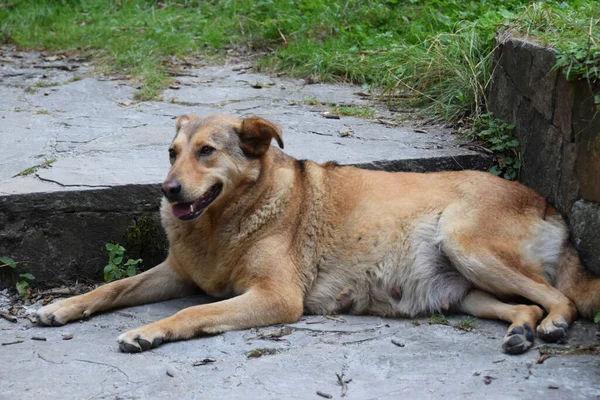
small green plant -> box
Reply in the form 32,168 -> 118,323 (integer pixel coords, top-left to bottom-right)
455,317 -> 476,331
470,112 -> 521,180
331,105 -> 376,119
15,156 -> 56,177
15,273 -> 35,296
0,256 -> 35,296
595,311 -> 600,325
103,243 -> 142,283
302,98 -> 321,106
428,313 -> 450,325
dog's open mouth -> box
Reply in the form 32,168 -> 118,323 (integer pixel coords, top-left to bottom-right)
171,183 -> 222,221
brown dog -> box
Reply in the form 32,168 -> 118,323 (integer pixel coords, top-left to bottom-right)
36,114 -> 600,354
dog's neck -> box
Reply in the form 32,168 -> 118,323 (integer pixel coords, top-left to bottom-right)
205,149 -> 296,239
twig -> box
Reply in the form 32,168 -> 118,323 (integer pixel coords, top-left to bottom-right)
0,312 -> 17,323
325,315 -> 346,323
2,340 -> 24,346
37,287 -> 75,296
192,358 -> 216,366
276,26 -> 287,45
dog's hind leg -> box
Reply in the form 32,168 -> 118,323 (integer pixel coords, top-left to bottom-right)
444,239 -> 578,345
459,289 -> 543,354
36,261 -> 197,326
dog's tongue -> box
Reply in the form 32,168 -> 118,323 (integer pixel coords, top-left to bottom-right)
172,202 -> 193,219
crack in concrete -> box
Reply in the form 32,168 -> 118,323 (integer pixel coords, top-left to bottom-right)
323,332 -> 395,346
74,358 -> 135,382
287,325 -> 379,335
121,124 -> 149,129
37,351 -> 63,365
35,174 -> 112,189
307,131 -> 333,137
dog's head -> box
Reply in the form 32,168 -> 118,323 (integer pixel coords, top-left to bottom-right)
162,114 -> 283,221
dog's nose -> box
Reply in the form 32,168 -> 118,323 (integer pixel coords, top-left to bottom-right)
162,179 -> 182,200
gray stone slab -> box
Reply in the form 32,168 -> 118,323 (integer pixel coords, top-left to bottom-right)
571,200 -> 600,275
0,52 -> 490,195
1,296 -> 598,399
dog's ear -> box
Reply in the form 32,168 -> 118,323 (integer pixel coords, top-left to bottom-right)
175,114 -> 198,132
238,116 -> 284,156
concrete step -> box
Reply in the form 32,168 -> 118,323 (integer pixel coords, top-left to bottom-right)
0,52 -> 491,285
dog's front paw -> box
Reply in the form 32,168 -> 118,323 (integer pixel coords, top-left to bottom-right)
36,299 -> 88,326
536,317 -> 568,343
502,323 -> 535,354
117,325 -> 165,353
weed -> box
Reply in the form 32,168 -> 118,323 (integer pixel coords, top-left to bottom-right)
15,156 -> 56,177
35,109 -> 50,115
103,243 -> 142,283
0,256 -> 35,297
302,98 -> 321,106
15,273 -> 35,297
330,105 -> 375,119
411,320 -> 421,327
0,256 -> 16,269
455,317 -> 476,331
595,311 -> 600,325
36,81 -> 60,88
17,167 -> 37,176
428,313 -> 450,325
470,112 -> 520,180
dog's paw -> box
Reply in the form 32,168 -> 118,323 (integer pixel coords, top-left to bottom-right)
502,323 -> 535,355
36,299 -> 88,326
117,325 -> 165,353
536,317 -> 568,343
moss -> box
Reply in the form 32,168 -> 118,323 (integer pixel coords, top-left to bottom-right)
125,215 -> 168,267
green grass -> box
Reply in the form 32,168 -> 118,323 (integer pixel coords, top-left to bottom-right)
0,1 -> 598,118
428,313 -> 450,325
330,105 -> 375,119
455,317 -> 476,331
504,2 -> 600,83
15,156 -> 56,177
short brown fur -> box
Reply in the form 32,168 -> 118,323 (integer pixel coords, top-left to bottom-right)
37,115 -> 600,354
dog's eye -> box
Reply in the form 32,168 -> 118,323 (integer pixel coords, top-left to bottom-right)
168,149 -> 176,159
199,146 -> 215,156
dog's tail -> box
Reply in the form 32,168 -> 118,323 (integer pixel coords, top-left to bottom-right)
547,206 -> 600,319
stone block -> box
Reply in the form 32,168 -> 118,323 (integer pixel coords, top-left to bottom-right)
573,80 -> 600,203
516,100 -> 563,209
496,38 -> 534,98
557,141 -> 580,214
553,74 -> 574,142
487,63 -> 520,125
528,45 -> 557,121
571,200 -> 600,275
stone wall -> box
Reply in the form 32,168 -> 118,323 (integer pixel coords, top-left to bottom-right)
488,33 -> 600,274
0,185 -> 168,286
